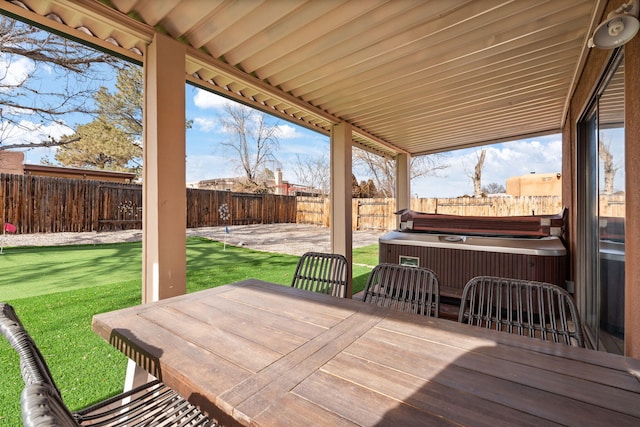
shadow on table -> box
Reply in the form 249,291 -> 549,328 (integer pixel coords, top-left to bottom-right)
110,329 -> 163,380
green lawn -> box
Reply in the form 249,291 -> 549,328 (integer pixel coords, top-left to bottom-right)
0,237 -> 376,425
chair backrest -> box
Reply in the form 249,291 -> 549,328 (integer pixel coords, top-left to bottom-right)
458,276 -> 584,347
21,383 -> 79,427
291,252 -> 349,298
362,263 -> 440,317
0,303 -> 61,395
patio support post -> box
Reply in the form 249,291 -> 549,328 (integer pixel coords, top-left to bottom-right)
330,122 -> 353,297
142,33 -> 187,303
395,153 -> 411,229
625,33 -> 640,358
125,32 -> 186,392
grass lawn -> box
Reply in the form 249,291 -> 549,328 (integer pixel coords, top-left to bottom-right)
0,237 -> 376,425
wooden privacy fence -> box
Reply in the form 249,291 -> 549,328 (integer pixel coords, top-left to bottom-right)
296,197 -> 329,227
186,188 -> 296,228
297,195 -> 570,231
0,174 -> 296,234
2,173 -> 625,234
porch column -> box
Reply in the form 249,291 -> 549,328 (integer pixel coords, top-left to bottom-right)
625,33 -> 640,358
143,33 -> 187,303
330,122 -> 353,297
395,152 -> 411,229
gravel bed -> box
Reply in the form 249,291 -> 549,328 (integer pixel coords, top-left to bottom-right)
1,224 -> 383,256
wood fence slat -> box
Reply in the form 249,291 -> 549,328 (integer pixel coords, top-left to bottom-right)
299,195 -> 583,231
0,173 -> 623,235
0,174 -> 296,233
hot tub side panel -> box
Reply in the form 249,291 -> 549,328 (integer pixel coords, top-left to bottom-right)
380,242 -> 567,299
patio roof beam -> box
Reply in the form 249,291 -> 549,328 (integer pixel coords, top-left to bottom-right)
2,0 -> 409,160
185,49 -> 407,158
1,0 -> 149,62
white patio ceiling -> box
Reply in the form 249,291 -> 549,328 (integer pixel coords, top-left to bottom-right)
3,0 -> 605,158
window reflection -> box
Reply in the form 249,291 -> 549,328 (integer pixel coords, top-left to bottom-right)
580,54 -> 625,354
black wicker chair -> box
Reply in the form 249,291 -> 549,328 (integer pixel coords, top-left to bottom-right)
291,252 -> 349,298
1,302 -> 213,426
458,276 -> 585,347
21,383 -> 78,427
362,263 -> 440,317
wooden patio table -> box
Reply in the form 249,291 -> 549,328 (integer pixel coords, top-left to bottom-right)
92,279 -> 640,426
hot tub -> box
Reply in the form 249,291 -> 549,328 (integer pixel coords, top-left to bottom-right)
379,231 -> 568,299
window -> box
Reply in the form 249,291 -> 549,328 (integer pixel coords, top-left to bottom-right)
577,51 -> 625,354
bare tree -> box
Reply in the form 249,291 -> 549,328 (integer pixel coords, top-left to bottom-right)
599,138 -> 618,194
481,182 -> 506,194
0,16 -> 122,150
218,102 -> 280,189
294,153 -> 330,195
353,147 -> 449,197
467,149 -> 486,197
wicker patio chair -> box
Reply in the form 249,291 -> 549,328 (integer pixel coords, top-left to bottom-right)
1,302 -> 213,426
291,252 -> 349,298
362,263 -> 440,317
458,276 -> 584,347
0,303 -> 61,395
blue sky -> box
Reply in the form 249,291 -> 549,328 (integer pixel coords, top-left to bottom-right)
191,86 -> 571,197
3,50 -> 568,198
183,85 -> 566,198
4,19 -> 627,199
13,84 -> 565,198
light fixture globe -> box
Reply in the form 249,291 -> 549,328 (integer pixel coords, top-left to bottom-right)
588,0 -> 640,48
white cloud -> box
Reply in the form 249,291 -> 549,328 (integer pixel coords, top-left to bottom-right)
3,119 -> 72,146
412,135 -> 562,197
277,124 -> 305,139
193,89 -> 229,109
193,117 -> 217,132
0,54 -> 34,89
2,121 -> 73,165
479,138 -> 562,182
1,119 -> 74,164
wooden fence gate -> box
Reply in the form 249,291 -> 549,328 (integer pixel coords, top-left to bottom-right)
355,199 -> 390,230
97,184 -> 143,231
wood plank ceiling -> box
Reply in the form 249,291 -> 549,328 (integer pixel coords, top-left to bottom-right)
2,0 -> 604,158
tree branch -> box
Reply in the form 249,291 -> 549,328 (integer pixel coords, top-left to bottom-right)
0,136 -> 80,150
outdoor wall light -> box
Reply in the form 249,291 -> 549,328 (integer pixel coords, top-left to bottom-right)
588,0 -> 640,48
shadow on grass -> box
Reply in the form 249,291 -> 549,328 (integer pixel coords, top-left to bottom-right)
186,237 -> 300,291
0,243 -> 143,300
0,239 -> 378,425
0,237 -> 304,300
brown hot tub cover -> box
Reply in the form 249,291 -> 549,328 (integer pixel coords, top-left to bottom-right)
396,208 -> 566,238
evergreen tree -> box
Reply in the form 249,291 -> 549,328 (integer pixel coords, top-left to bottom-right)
55,65 -> 143,176
93,66 -> 143,138
352,174 -> 362,198
55,119 -> 141,174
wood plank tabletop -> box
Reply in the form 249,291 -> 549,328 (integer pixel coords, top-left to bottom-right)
92,279 -> 640,427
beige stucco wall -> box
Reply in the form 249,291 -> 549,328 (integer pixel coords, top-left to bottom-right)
506,173 -> 562,197
0,151 -> 24,175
